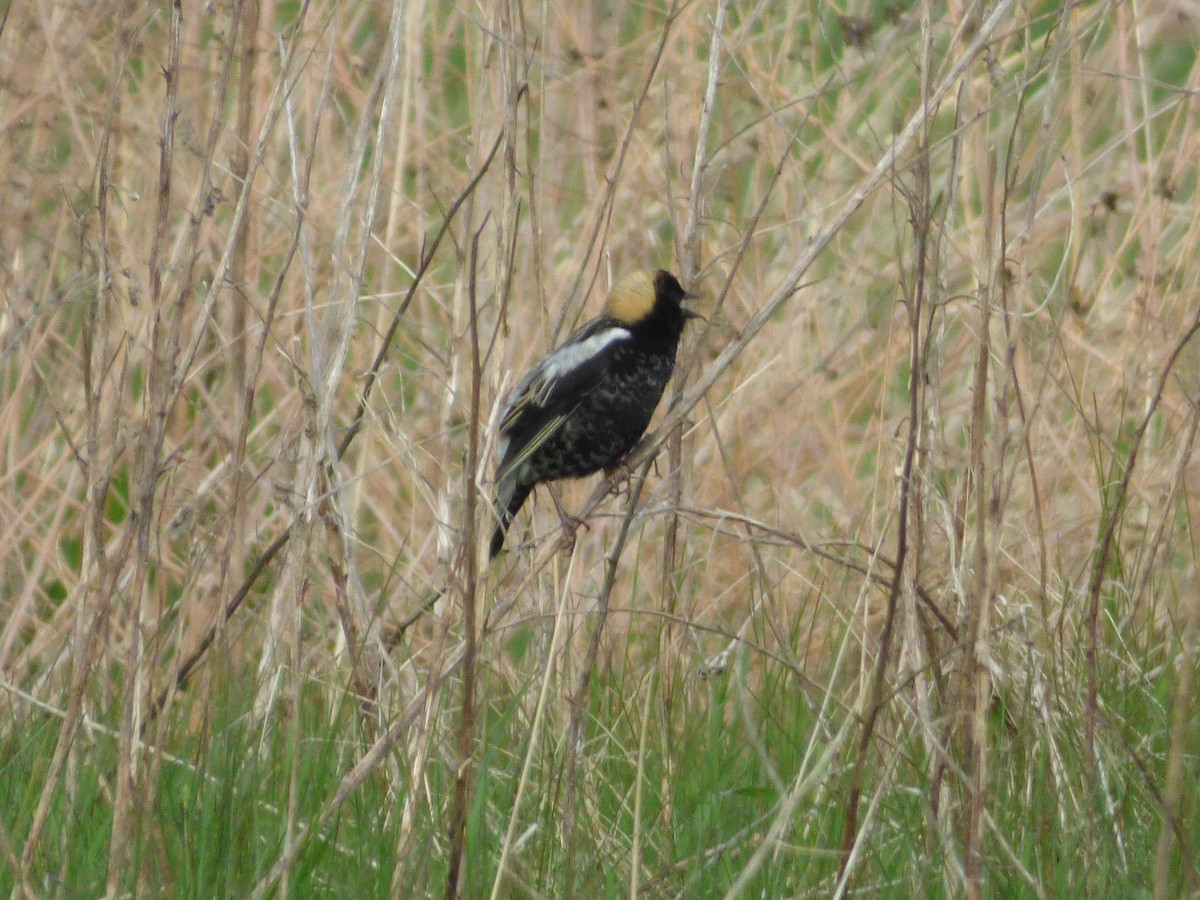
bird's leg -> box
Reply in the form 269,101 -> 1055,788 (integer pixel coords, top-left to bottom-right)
546,483 -> 588,553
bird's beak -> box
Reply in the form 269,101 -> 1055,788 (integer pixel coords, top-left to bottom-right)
680,289 -> 704,320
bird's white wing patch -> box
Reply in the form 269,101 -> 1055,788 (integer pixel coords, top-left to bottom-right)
515,326 -> 632,410
539,327 -> 631,386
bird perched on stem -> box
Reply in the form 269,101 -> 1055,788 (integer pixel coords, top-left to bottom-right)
490,269 -> 700,558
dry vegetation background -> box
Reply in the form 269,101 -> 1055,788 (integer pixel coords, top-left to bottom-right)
2,0 -> 1200,895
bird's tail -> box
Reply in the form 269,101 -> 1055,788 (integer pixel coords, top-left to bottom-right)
489,476 -> 533,559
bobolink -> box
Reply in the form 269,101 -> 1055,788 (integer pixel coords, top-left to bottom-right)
490,269 -> 699,558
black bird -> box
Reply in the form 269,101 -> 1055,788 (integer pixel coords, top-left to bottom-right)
490,269 -> 699,558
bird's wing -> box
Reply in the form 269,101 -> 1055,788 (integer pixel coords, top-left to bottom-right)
496,318 -> 631,481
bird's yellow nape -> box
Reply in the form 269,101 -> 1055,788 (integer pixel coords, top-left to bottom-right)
602,270 -> 658,325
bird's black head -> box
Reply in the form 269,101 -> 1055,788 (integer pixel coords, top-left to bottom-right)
603,269 -> 699,341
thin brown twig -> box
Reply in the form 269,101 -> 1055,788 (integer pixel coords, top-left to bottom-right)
1152,384 -> 1200,899
444,221 -> 487,900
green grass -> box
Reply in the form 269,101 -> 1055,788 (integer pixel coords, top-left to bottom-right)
2,630 -> 1193,896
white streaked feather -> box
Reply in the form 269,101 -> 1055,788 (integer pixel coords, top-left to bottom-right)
538,327 -> 631,386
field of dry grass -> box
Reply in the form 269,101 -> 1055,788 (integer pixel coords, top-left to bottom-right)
2,0 -> 1199,895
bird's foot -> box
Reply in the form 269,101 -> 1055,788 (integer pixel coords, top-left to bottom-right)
604,460 -> 637,496
547,483 -> 588,554
556,512 -> 590,554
